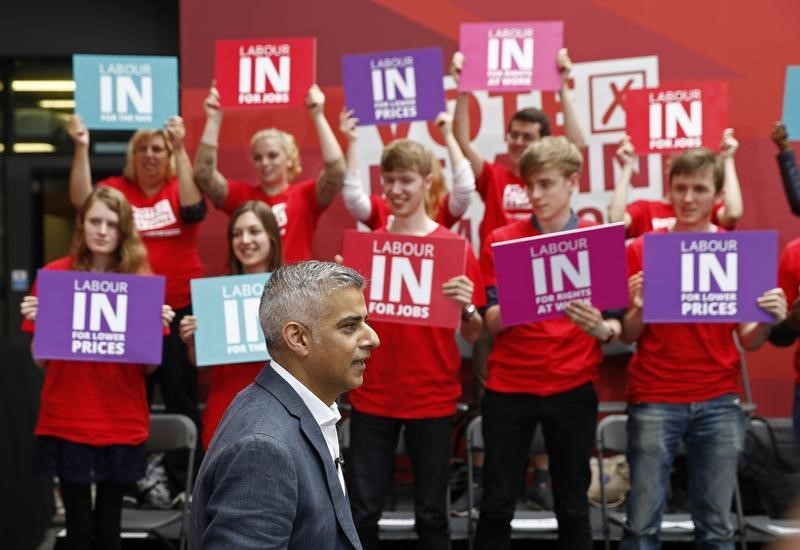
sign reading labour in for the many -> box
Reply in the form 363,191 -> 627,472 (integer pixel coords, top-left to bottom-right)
458,21 -> 563,92
214,37 -> 316,109
643,231 -> 777,323
190,273 -> 271,367
491,223 -> 628,326
342,230 -> 467,329
33,271 -> 166,364
73,54 -> 179,130
342,47 -> 445,126
625,82 -> 728,154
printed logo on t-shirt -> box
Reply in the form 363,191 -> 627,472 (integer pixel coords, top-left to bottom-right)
271,202 -> 288,235
132,199 -> 177,233
502,183 -> 533,219
652,216 -> 676,231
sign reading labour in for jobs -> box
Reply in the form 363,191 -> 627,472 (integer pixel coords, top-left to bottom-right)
491,223 -> 628,326
33,271 -> 166,364
342,230 -> 468,329
642,231 -> 777,323
214,37 -> 316,109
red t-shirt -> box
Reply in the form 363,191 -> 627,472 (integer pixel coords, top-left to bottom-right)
480,218 -> 603,396
22,257 -> 150,446
626,199 -> 729,239
363,194 -> 461,231
475,161 -> 532,242
202,362 -> 264,450
777,237 -> 800,384
625,231 -> 741,403
222,179 -> 324,263
100,176 -> 203,309
348,225 -> 485,419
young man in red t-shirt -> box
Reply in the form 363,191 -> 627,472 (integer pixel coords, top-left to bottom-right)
194,83 -> 345,263
344,139 -> 485,550
620,148 -> 786,548
608,131 -> 743,239
475,137 -> 622,550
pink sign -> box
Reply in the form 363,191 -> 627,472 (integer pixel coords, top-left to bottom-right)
214,37 -> 316,109
458,21 -> 563,92
491,223 -> 628,326
342,230 -> 467,329
625,82 -> 729,154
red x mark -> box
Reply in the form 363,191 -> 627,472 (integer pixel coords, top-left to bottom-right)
602,79 -> 634,126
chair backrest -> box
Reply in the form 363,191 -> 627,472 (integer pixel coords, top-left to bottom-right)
596,414 -> 628,454
147,414 -> 198,453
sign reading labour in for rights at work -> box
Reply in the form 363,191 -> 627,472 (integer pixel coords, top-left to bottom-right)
458,21 -> 563,92
33,271 -> 166,364
73,54 -> 178,130
491,223 -> 628,326
190,273 -> 271,367
625,82 -> 728,154
341,47 -> 445,126
214,37 -> 316,109
342,230 -> 467,329
643,231 -> 778,323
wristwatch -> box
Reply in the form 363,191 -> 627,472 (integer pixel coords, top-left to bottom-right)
601,323 -> 616,344
461,304 -> 477,321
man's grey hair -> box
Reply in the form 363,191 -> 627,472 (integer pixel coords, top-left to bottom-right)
260,261 -> 366,354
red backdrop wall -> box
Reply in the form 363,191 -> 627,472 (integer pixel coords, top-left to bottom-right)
180,0 -> 800,416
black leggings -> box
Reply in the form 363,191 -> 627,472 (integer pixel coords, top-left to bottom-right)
60,481 -> 125,550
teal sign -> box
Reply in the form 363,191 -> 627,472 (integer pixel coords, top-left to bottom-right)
190,273 -> 271,367
783,66 -> 800,140
73,54 -> 179,130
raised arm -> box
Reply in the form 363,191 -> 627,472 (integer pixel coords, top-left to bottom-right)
557,48 -> 587,149
715,128 -> 743,227
338,109 -> 372,222
737,288 -> 787,350
607,136 -> 635,227
179,314 -> 198,366
193,82 -> 230,208
68,115 -> 93,208
451,52 -> 485,177
436,111 -> 475,217
165,116 -> 204,207
307,85 -> 346,207
772,122 -> 800,216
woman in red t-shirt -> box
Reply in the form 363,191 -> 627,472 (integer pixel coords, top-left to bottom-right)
20,187 -> 175,550
179,201 -> 283,449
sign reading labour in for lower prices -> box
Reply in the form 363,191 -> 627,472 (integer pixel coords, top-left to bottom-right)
73,54 -> 178,130
625,82 -> 728,154
190,273 -> 271,367
33,271 -> 166,364
458,21 -> 563,92
214,37 -> 316,109
491,223 -> 628,326
342,230 -> 467,329
342,47 -> 445,126
643,231 -> 777,323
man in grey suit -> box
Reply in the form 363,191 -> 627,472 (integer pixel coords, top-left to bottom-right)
189,261 -> 380,549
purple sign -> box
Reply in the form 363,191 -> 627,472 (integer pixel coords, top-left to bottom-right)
492,223 -> 628,326
342,47 -> 445,126
643,231 -> 778,323
33,270 -> 166,364
458,21 -> 563,92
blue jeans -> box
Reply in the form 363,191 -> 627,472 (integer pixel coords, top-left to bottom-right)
620,394 -> 745,550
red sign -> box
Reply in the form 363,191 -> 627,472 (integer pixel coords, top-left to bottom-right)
625,82 -> 728,154
214,37 -> 316,109
342,230 -> 467,329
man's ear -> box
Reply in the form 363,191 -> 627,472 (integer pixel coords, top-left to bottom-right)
567,172 -> 580,193
282,321 -> 311,358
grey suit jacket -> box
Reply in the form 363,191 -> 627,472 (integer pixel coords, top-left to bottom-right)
188,366 -> 362,549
